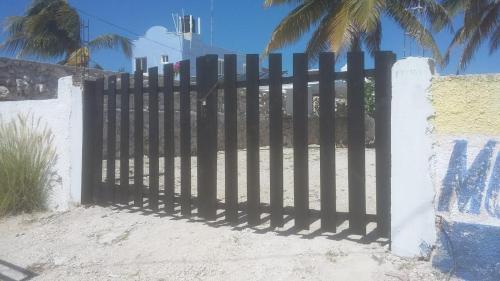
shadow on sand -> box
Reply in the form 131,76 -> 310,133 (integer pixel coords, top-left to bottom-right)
97,191 -> 389,246
0,259 -> 37,281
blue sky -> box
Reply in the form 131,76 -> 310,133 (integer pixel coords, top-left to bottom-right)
1,0 -> 499,74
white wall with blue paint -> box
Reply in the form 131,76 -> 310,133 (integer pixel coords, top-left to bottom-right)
429,74 -> 500,281
393,68 -> 500,280
431,136 -> 500,281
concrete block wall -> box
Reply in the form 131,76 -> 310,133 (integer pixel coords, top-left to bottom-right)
0,57 -> 115,101
391,58 -> 500,281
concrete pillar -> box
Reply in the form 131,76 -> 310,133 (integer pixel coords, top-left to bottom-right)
391,57 -> 436,257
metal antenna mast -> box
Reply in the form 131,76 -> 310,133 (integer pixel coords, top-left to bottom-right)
79,18 -> 90,77
404,0 -> 426,57
210,0 -> 214,46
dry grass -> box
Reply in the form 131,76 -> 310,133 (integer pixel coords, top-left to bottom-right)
0,114 -> 57,216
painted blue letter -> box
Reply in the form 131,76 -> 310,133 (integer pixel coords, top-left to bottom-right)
485,152 -> 500,218
438,140 -> 467,212
438,140 -> 496,214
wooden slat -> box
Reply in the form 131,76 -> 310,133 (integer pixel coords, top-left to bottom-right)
95,79 -> 105,203
224,54 -> 238,223
246,54 -> 260,225
269,53 -> 284,227
107,76 -> 117,203
133,70 -> 144,207
196,56 -> 207,218
148,67 -> 160,211
204,54 -> 219,220
164,63 -> 175,213
347,52 -> 366,235
81,80 -> 98,204
120,73 -> 130,204
319,52 -> 336,232
293,53 -> 309,230
180,60 -> 192,216
375,51 -> 396,239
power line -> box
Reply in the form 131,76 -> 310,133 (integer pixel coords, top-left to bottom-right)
74,6 -> 248,58
75,7 -> 183,53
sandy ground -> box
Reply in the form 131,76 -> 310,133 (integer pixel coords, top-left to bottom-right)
0,206 -> 450,281
0,148 -> 451,280
136,146 -> 376,214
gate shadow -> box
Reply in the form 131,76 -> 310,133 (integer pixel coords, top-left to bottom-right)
102,193 -> 388,246
0,259 -> 37,281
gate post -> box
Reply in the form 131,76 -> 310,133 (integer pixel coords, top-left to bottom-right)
81,80 -> 98,204
375,51 -> 396,239
391,58 -> 436,257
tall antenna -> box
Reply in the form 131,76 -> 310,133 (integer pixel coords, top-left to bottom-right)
79,18 -> 90,77
403,0 -> 426,57
210,0 -> 214,46
172,13 -> 179,33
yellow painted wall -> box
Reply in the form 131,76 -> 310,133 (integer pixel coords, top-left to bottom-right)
431,74 -> 500,135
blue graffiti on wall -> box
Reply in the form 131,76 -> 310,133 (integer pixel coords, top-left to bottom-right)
437,140 -> 499,218
485,152 -> 500,218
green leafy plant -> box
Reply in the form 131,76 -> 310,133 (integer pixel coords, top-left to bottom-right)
440,0 -> 500,71
0,114 -> 57,216
263,0 -> 450,61
364,78 -> 375,117
0,0 -> 132,67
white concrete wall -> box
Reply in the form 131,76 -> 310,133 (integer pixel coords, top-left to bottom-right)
0,76 -> 83,211
391,57 -> 437,257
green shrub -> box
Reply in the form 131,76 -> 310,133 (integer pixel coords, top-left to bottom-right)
364,78 -> 375,117
0,114 -> 57,216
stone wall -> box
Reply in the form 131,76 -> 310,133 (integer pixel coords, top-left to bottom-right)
0,56 -> 375,155
103,91 -> 375,157
0,57 -> 115,101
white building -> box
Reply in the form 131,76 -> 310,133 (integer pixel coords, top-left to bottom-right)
132,15 -> 245,75
132,15 -> 348,117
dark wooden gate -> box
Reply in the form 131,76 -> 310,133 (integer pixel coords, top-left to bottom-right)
81,51 -> 395,239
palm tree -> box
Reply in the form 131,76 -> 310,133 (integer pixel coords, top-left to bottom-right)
441,0 -> 500,70
0,0 -> 132,67
264,0 -> 450,60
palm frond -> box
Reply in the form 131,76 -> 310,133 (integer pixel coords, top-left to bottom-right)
441,26 -> 466,66
457,2 -> 500,69
54,2 -> 80,43
264,0 -> 330,55
347,0 -> 384,32
418,0 -> 453,32
441,0 -> 469,16
88,34 -> 133,58
3,16 -> 25,35
305,6 -> 338,60
489,24 -> 500,54
325,1 -> 352,53
363,20 -> 382,57
0,0 -> 77,60
264,0 -> 304,8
